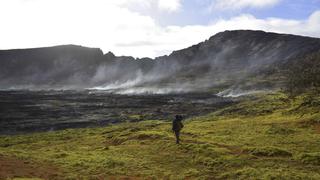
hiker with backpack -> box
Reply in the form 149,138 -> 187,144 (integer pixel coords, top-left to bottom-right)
172,115 -> 184,144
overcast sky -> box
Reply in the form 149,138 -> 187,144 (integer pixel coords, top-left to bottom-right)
0,0 -> 319,58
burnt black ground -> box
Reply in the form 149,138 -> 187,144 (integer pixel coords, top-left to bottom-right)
0,90 -> 233,135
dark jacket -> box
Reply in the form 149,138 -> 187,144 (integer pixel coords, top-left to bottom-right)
172,119 -> 184,131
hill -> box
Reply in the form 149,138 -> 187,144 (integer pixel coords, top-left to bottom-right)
0,30 -> 320,93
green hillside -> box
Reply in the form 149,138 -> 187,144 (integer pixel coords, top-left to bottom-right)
1,92 -> 320,179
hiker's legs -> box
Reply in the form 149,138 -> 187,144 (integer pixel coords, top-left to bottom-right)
174,131 -> 180,144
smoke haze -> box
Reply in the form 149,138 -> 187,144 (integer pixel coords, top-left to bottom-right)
1,30 -> 320,94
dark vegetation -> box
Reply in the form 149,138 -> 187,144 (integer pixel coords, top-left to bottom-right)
285,51 -> 320,96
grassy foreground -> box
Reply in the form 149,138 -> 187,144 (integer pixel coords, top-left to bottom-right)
1,92 -> 320,179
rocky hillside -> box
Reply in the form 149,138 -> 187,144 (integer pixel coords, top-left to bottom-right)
0,30 -> 320,93
154,30 -> 320,92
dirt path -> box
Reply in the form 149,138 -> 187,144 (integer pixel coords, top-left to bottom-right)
0,154 -> 62,180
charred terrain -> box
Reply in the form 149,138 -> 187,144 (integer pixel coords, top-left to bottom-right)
0,30 -> 320,179
0,90 -> 232,135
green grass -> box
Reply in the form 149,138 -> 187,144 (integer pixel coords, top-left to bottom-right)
1,92 -> 320,179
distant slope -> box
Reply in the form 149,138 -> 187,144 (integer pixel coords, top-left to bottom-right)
0,45 -> 154,89
153,30 -> 320,92
0,45 -> 104,89
0,30 -> 320,93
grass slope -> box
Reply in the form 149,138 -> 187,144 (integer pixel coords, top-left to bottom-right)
1,92 -> 320,179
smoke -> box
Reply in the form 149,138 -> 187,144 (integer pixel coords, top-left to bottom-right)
90,70 -> 145,90
88,62 -> 198,94
99,86 -> 191,95
216,88 -> 268,97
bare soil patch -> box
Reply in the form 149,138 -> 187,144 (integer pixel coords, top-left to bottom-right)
0,155 -> 62,180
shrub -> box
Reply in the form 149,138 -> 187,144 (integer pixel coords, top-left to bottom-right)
285,51 -> 320,96
219,167 -> 260,179
102,158 -> 125,168
246,146 -> 292,157
297,152 -> 320,165
195,157 -> 224,168
266,124 -> 295,135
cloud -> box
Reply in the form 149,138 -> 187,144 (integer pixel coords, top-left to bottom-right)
132,10 -> 320,57
209,0 -> 281,11
0,0 -> 319,58
157,0 -> 181,12
116,0 -> 182,12
0,0 -> 159,56
208,11 -> 320,38
116,10 -> 320,58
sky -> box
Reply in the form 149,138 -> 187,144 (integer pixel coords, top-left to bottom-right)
0,0 -> 319,58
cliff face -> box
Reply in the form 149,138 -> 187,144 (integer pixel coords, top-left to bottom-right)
0,45 -> 104,88
0,45 -> 156,89
145,30 -> 320,92
157,30 -> 320,78
0,30 -> 320,93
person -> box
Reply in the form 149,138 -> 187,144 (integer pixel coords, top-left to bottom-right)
172,115 -> 184,144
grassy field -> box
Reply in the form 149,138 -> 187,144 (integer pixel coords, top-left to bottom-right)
1,92 -> 320,179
